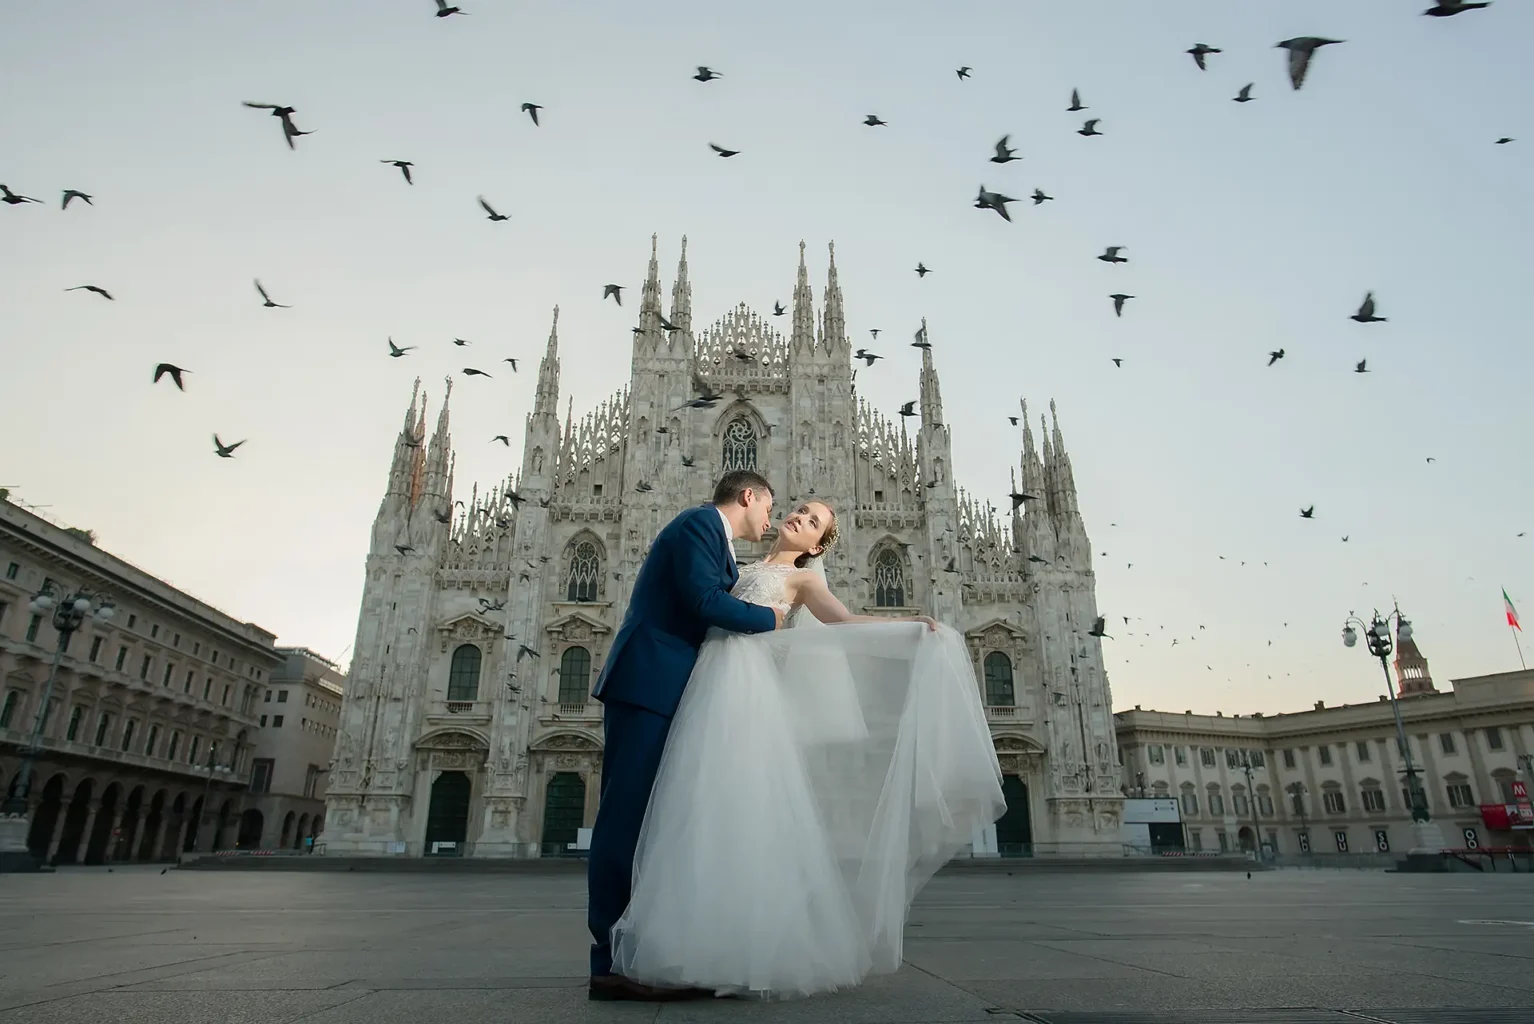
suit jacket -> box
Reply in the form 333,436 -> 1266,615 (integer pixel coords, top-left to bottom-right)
592,504 -> 776,717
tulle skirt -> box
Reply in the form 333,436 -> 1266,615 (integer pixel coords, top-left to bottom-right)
610,621 -> 1005,999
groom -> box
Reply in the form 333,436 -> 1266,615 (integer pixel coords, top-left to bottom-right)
586,469 -> 785,1001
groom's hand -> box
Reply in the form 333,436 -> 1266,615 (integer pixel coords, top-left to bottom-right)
773,607 -> 787,630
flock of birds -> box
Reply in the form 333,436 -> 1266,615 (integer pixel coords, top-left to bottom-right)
7,0 -> 1522,690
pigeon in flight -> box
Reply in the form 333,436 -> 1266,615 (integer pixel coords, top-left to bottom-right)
61,189 -> 93,209
242,102 -> 312,149
388,338 -> 415,357
854,349 -> 882,366
452,338 -> 471,347
521,103 -> 542,125
1031,189 -> 1053,205
395,544 -> 416,556
433,1 -> 467,16
503,358 -> 518,371
914,263 -> 931,277
1,185 -> 41,205
956,66 -> 972,80
1112,358 -> 1123,367
65,285 -> 113,300
869,328 -> 881,338
478,196 -> 509,221
381,159 -> 414,184
1300,505 -> 1315,519
1276,38 -> 1343,91
897,400 -> 918,418
1496,137 -> 1514,144
153,363 -> 189,390
1087,617 -> 1111,639
1098,246 -> 1127,264
1268,349 -> 1285,366
1110,293 -> 1134,316
213,434 -> 245,458
991,136 -> 1020,163
491,435 -> 510,446
462,367 -> 492,378
1423,0 -> 1490,15
912,323 -> 931,348
772,301 -> 785,316
1233,83 -> 1255,103
603,284 -> 623,305
1350,292 -> 1386,322
1078,119 -> 1103,137
1187,43 -> 1222,70
254,280 -> 290,308
1354,359 -> 1370,373
1068,88 -> 1086,111
975,186 -> 1018,221
693,66 -> 722,82
709,142 -> 740,157
863,114 -> 887,126
1009,490 -> 1040,510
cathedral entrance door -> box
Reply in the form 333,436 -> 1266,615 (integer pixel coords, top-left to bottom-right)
424,771 -> 472,856
996,775 -> 1033,857
540,772 -> 586,857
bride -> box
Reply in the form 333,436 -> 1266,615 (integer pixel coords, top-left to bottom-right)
610,500 -> 1006,999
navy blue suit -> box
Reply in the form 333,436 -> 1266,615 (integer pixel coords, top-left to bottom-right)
586,504 -> 777,977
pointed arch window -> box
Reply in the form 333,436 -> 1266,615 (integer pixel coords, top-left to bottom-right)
566,541 -> 601,602
873,548 -> 906,608
558,646 -> 592,704
447,644 -> 483,702
983,652 -> 1015,707
721,418 -> 758,471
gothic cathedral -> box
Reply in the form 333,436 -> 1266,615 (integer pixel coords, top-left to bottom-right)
321,237 -> 1124,858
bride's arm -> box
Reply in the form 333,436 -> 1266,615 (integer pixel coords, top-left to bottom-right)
789,572 -> 938,630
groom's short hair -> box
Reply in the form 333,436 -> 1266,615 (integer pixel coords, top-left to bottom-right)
712,470 -> 773,506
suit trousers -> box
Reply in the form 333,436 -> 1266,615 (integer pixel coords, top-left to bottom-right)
586,697 -> 674,977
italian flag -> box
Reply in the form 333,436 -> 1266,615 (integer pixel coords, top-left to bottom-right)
1505,588 -> 1521,631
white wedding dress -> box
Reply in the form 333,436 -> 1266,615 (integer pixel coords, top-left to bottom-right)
610,561 -> 1006,999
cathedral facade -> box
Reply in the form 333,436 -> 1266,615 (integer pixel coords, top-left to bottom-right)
321,237 -> 1124,859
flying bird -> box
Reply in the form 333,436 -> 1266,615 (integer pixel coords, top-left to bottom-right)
1233,83 -> 1255,103
1097,246 -> 1127,264
153,363 -> 189,390
1067,88 -> 1086,111
388,338 -> 415,357
1496,137 -> 1514,144
520,103 -> 542,125
242,102 -> 312,149
1078,119 -> 1102,137
503,358 -> 518,371
603,284 -> 623,305
1268,349 -> 1285,366
61,189 -> 93,209
1354,359 -> 1370,373
693,66 -> 721,81
680,454 -> 695,467
975,185 -> 1018,221
1031,189 -> 1053,205
1,185 -> 41,205
65,285 -> 113,300
1187,43 -> 1222,70
1423,0 -> 1491,15
462,367 -> 492,377
1350,292 -> 1386,322
863,114 -> 887,126
477,196 -> 509,221
1300,505 -> 1315,519
517,644 -> 540,662
395,544 -> 416,556
897,400 -> 918,418
381,159 -> 414,184
914,263 -> 931,277
453,338 -> 471,347
708,142 -> 740,157
1110,293 -> 1134,316
956,66 -> 972,80
991,136 -> 1020,163
491,435 -> 510,446
1087,617 -> 1111,639
1112,358 -> 1123,367
433,0 -> 467,16
213,434 -> 245,458
254,279 -> 290,308
1276,38 -> 1343,91
1009,490 -> 1040,510
772,301 -> 785,316
912,322 -> 931,348
854,349 -> 882,366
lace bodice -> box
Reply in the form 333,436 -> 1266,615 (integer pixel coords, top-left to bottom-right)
731,561 -> 798,611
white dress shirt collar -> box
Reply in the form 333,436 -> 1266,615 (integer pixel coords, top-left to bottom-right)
716,505 -> 737,559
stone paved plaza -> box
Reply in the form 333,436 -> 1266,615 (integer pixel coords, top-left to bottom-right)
1,866 -> 1532,1023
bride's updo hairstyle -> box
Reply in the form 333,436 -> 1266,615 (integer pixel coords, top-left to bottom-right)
796,504 -> 839,569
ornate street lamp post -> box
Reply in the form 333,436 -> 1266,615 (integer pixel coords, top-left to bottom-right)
192,743 -> 234,854
1237,751 -> 1265,859
1342,608 -> 1446,852
1,584 -> 115,870
1286,781 -> 1309,852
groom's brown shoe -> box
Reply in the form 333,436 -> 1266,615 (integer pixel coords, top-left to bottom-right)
588,974 -> 715,1002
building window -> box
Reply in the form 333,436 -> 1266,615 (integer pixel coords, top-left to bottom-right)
1188,830 -> 1202,851
1355,741 -> 1371,763
1147,744 -> 1165,765
264,690 -> 271,703
1249,750 -> 1265,768
447,644 -> 483,702
873,548 -> 906,608
139,654 -> 152,680
1447,783 -> 1475,808
1282,748 -> 1296,769
1209,792 -> 1225,816
1216,830 -> 1229,852
1174,746 -> 1187,766
88,636 -> 103,662
163,663 -> 175,687
115,646 -> 128,671
1496,775 -> 1518,803
168,730 -> 181,760
1225,749 -> 1239,769
983,652 -> 1015,707
190,736 -> 204,765
1322,790 -> 1346,814
150,624 -> 159,639
1485,727 -> 1504,751
565,541 -> 601,602
251,759 -> 274,794
1257,793 -> 1274,816
1233,792 -> 1249,816
1200,747 -> 1217,768
1362,788 -> 1386,813
25,614 -> 42,643
1181,790 -> 1198,816
146,724 -> 160,757
127,613 -> 136,629
271,715 -> 284,728
304,764 -> 322,799
94,713 -> 112,747
558,646 -> 592,704
221,684 -> 231,705
1318,745 -> 1333,766
0,691 -> 17,728
121,719 -> 136,752
1439,733 -> 1456,755
260,715 -> 267,727
720,417 -> 758,471
277,689 -> 288,703
4,562 -> 18,579
0,601 -> 7,628
66,707 -> 83,741
193,642 -> 200,655
1289,788 -> 1305,816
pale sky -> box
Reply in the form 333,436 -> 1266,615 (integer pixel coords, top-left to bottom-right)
4,1 -> 1530,716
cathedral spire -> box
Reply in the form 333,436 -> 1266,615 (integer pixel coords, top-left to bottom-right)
637,233 -> 662,347
669,234 -> 692,340
820,240 -> 845,355
385,378 -> 423,499
1048,398 -> 1079,515
1392,605 -> 1438,696
790,240 -> 814,354
423,376 -> 454,501
918,320 -> 944,424
534,306 -> 560,417
1018,399 -> 1056,567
